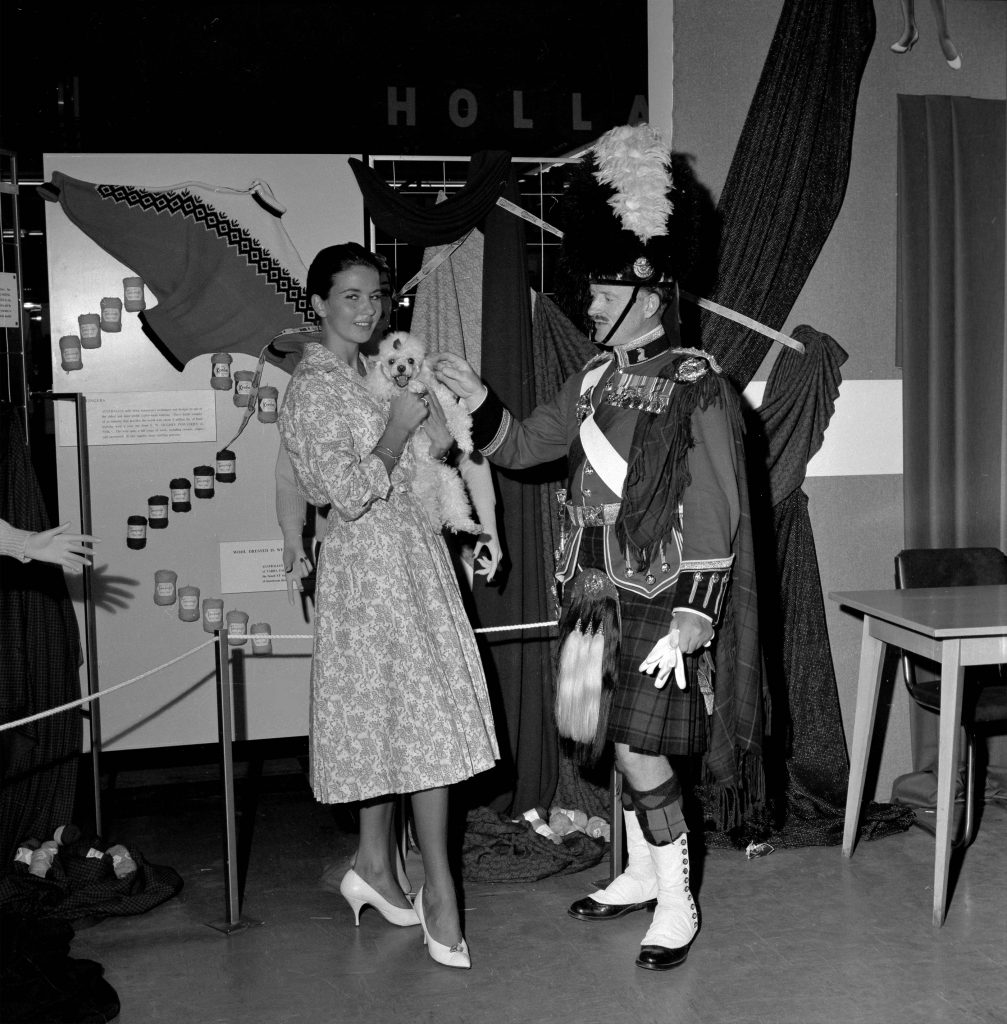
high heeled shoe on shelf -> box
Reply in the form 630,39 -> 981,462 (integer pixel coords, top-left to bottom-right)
338,868 -> 420,928
416,885 -> 471,969
889,26 -> 919,53
940,36 -> 962,69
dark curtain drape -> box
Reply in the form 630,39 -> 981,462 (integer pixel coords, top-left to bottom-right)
362,156 -> 559,815
893,95 -> 1007,807
0,404 -> 83,863
897,96 -> 1006,549
701,0 -> 876,386
710,329 -> 913,846
364,0 -> 913,847
471,0 -> 901,843
528,293 -> 596,619
350,153 -> 510,246
459,172 -> 558,817
529,294 -> 611,819
692,0 -> 912,844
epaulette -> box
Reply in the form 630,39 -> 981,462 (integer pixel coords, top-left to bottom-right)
670,348 -> 722,384
675,356 -> 710,384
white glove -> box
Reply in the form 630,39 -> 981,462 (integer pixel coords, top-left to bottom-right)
639,629 -> 687,690
473,531 -> 502,582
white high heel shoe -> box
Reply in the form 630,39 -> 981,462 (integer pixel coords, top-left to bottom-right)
940,36 -> 962,69
889,26 -> 919,53
416,885 -> 471,969
338,869 -> 419,927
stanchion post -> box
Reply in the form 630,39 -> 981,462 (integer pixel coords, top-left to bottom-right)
31,390 -> 103,837
74,393 -> 103,838
207,629 -> 260,934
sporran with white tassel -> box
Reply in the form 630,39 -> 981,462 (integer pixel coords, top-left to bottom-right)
554,568 -> 621,763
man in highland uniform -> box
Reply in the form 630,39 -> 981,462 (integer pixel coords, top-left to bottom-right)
434,124 -> 762,971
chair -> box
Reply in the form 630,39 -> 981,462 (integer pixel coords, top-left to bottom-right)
894,547 -> 1007,846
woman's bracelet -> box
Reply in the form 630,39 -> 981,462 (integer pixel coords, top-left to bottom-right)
430,442 -> 456,464
373,445 -> 402,463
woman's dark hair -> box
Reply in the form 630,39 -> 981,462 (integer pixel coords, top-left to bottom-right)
306,243 -> 386,301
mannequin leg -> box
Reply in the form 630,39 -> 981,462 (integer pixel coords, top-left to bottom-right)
891,0 -> 919,53
929,0 -> 961,67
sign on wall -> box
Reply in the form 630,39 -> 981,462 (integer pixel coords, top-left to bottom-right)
55,391 -> 216,446
0,272 -> 19,328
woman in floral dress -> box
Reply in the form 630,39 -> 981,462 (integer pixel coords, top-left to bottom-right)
279,243 -> 498,968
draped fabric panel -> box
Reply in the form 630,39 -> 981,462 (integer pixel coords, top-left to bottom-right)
409,229 -> 485,373
461,173 -> 558,817
691,0 -> 913,844
395,198 -> 586,821
529,295 -> 610,819
528,293 -> 596,619
894,95 -> 1007,806
701,0 -> 876,389
757,328 -> 845,507
897,96 -> 1006,552
0,405 -> 83,862
362,0 -> 898,844
349,153 -> 511,247
709,329 -> 913,846
358,156 -> 559,816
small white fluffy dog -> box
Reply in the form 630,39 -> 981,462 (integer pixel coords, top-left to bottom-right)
367,331 -> 481,534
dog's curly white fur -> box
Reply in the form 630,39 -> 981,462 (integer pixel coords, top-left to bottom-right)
367,331 -> 480,534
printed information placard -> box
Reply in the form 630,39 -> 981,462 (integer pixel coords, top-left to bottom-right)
56,390 -> 217,446
0,272 -> 19,328
219,540 -> 287,594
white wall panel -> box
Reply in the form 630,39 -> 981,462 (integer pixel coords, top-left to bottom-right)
744,379 -> 903,477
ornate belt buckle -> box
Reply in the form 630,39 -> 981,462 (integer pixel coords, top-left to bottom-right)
582,505 -> 602,527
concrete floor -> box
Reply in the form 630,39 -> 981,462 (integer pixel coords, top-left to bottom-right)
68,763 -> 1007,1024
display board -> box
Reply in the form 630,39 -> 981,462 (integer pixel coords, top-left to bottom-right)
43,153 -> 363,751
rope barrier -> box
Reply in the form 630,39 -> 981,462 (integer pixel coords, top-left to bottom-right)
475,620 -> 557,634
0,620 -> 558,733
0,637 -> 216,733
218,621 -> 559,640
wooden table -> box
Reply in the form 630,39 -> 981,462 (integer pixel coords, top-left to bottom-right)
829,585 -> 1007,926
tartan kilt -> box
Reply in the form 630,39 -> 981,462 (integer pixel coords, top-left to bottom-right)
574,527 -> 707,757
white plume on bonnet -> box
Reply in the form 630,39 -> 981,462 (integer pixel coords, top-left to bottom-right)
592,123 -> 674,244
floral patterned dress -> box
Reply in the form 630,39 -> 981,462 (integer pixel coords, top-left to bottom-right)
278,341 -> 498,803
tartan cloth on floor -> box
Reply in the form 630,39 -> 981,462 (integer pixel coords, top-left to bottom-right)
0,842 -> 182,922
461,806 -> 606,883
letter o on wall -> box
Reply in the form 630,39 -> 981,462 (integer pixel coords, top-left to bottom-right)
448,89 -> 478,128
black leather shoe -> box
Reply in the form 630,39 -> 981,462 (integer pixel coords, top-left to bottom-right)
568,896 -> 657,921
635,942 -> 691,971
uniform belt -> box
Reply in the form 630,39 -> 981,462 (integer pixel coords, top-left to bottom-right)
564,502 -> 622,527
